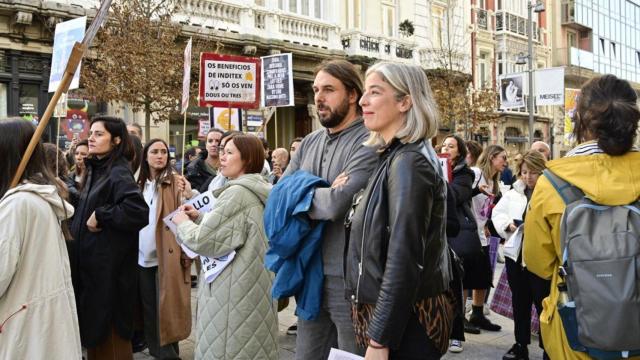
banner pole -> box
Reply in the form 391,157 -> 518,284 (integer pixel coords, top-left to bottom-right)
181,111 -> 187,176
55,116 -> 61,177
274,107 -> 278,148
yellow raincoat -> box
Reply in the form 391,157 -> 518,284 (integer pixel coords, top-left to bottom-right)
523,149 -> 640,360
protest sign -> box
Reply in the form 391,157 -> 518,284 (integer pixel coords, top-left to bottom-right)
199,53 -> 260,109
162,190 -> 236,282
261,53 -> 294,107
49,17 -> 86,93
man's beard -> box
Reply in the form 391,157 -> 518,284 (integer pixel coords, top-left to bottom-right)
317,97 -> 350,129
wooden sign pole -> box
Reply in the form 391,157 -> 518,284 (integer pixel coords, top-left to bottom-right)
10,0 -> 112,188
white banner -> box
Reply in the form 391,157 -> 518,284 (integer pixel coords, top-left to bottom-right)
535,67 -> 565,106
181,38 -> 192,113
499,73 -> 526,110
49,17 -> 86,92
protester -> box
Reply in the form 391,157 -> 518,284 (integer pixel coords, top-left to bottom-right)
66,140 -> 89,206
172,134 -> 278,360
441,134 -> 484,352
186,128 -> 224,192
289,137 -> 302,158
282,59 -> 377,359
43,142 -> 70,180
137,138 -> 194,359
345,62 -> 453,359
524,75 -> 640,360
465,140 -> 483,167
530,141 -> 550,160
127,123 -> 143,140
261,137 -> 272,172
492,150 -> 550,360
468,144 -> 507,332
70,116 -> 149,359
269,147 -> 289,184
0,119 -> 81,360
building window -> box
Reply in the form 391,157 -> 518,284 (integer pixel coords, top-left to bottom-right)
347,0 -> 361,29
255,0 -> 265,6
382,5 -> 396,37
281,0 -> 323,19
567,31 -> 577,48
611,42 -> 617,58
432,5 -> 444,47
636,51 -> 640,66
600,38 -> 605,54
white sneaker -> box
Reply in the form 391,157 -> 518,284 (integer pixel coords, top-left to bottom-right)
449,340 -> 463,353
484,303 -> 491,315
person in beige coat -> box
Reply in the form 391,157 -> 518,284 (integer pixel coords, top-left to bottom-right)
0,119 -> 82,359
173,134 -> 278,360
137,138 -> 194,358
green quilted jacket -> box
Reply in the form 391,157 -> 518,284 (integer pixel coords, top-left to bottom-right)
177,174 -> 278,359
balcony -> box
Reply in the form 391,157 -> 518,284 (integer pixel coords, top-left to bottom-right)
561,0 -> 590,31
174,0 -> 341,50
495,11 -> 540,42
554,47 -> 594,70
341,31 -> 416,62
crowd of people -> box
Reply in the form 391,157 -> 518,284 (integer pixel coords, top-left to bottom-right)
1,59 -> 639,360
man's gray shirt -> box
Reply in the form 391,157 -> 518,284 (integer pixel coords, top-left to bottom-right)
283,118 -> 377,277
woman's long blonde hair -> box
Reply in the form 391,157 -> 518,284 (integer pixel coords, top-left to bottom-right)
477,144 -> 505,195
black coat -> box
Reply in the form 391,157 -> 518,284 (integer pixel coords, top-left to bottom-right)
70,155 -> 149,347
345,139 -> 451,349
185,152 -> 216,192
447,161 -> 482,258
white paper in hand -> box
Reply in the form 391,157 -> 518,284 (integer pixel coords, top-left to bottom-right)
327,348 -> 364,360
201,252 -> 236,283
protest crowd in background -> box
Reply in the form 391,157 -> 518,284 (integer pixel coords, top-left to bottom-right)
1,58 -> 640,360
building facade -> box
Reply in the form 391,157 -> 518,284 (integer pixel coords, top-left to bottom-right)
549,0 -> 640,156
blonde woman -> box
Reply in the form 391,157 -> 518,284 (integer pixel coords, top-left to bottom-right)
467,144 -> 507,332
344,62 -> 453,359
492,150 -> 550,360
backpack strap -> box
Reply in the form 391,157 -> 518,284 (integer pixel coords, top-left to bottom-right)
542,169 -> 584,205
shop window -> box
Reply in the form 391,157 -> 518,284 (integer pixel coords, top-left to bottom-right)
19,83 -> 39,121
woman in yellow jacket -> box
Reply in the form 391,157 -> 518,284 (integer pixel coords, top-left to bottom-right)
523,74 -> 640,360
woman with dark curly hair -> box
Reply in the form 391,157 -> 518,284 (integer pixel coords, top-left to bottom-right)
523,74 -> 640,360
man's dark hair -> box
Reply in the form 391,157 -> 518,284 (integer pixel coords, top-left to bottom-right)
314,60 -> 364,115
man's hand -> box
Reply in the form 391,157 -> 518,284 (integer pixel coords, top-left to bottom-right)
87,211 -> 101,232
331,172 -> 349,189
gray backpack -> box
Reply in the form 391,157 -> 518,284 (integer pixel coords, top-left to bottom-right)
544,169 -> 640,357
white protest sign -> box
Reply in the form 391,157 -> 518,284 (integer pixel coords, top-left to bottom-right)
163,190 -> 236,282
198,53 -> 261,109
163,190 -> 216,235
49,16 -> 87,92
181,38 -> 192,113
535,67 -> 564,106
261,53 -> 294,107
328,348 -> 364,360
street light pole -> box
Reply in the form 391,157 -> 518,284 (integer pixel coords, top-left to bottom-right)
527,1 -> 535,147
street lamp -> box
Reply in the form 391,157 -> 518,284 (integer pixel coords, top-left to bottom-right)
523,0 -> 545,147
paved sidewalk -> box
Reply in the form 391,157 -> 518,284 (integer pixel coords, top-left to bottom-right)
135,263 -> 544,360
